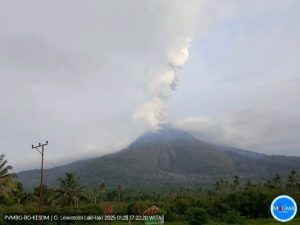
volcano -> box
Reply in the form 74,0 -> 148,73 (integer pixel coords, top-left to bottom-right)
18,126 -> 300,189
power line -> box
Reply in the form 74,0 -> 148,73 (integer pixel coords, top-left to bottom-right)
0,130 -> 34,144
0,126 -> 43,140
32,141 -> 48,217
0,134 -> 32,145
0,126 -> 76,151
0,126 -> 97,170
0,126 -> 81,155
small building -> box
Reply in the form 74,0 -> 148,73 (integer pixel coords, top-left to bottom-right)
143,206 -> 164,225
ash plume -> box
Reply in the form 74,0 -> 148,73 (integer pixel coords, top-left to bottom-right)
133,40 -> 191,130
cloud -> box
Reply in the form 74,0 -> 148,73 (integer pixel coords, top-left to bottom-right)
169,0 -> 300,156
0,0 -> 299,171
0,0 -> 209,170
173,109 -> 300,156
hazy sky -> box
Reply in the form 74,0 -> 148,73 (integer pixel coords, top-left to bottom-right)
0,0 -> 299,171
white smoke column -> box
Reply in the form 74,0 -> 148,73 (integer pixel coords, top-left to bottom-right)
133,39 -> 191,130
133,0 -> 238,130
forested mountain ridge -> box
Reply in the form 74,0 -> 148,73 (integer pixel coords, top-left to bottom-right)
18,127 -> 300,189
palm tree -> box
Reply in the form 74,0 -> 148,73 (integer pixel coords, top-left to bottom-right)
117,184 -> 123,201
287,169 -> 299,194
99,182 -> 106,202
22,191 -> 39,204
273,174 -> 282,190
231,175 -> 240,192
33,184 -> 56,206
0,154 -> 17,200
56,172 -> 86,208
12,182 -> 24,204
91,188 -> 98,204
214,179 -> 230,199
213,180 -> 221,200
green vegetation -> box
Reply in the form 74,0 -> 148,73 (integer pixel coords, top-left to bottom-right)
18,127 -> 300,191
1,155 -> 300,224
56,172 -> 87,208
0,154 -> 17,201
223,209 -> 245,225
186,207 -> 207,225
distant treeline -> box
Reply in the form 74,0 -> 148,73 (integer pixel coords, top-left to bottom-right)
1,154 -> 300,225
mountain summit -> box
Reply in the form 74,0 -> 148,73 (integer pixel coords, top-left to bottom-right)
128,125 -> 196,148
18,127 -> 300,189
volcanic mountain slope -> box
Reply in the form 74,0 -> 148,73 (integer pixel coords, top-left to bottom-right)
18,127 -> 300,189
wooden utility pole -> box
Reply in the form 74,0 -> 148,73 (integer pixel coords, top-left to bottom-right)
32,141 -> 48,215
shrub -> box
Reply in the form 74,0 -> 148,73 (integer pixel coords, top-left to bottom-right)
186,207 -> 208,225
223,209 -> 245,225
164,208 -> 176,221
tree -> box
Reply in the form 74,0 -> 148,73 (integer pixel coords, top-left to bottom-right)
186,207 -> 208,225
91,188 -> 99,204
231,176 -> 240,192
0,154 -> 17,201
213,180 -> 221,200
214,179 -> 229,199
56,172 -> 86,208
226,187 -> 269,219
117,184 -> 123,201
273,174 -> 282,187
21,191 -> 38,204
33,184 -> 56,206
99,182 -> 106,202
245,180 -> 254,189
90,183 -> 105,204
267,173 -> 283,192
173,198 -> 190,215
223,209 -> 245,225
12,182 -> 24,204
287,169 -> 299,194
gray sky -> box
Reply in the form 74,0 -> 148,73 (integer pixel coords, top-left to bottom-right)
0,0 -> 299,171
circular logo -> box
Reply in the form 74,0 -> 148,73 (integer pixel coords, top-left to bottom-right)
271,195 -> 297,222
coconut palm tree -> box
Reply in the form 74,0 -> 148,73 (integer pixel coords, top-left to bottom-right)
287,169 -> 299,194
117,184 -> 123,201
99,182 -> 106,202
0,154 -> 17,200
273,174 -> 282,190
55,172 -> 86,208
231,175 -> 240,192
213,180 -> 221,200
